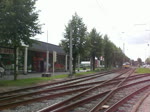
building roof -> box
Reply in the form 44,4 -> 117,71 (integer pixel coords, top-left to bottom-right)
28,40 -> 66,55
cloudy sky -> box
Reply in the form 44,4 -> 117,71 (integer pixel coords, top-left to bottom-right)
35,0 -> 150,61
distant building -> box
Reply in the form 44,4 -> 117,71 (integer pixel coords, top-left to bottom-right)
81,61 -> 90,67
0,40 -> 68,74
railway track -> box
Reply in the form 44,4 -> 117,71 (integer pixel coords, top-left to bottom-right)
0,69 -> 119,97
37,68 -> 133,112
89,78 -> 150,112
39,69 -> 150,112
0,68 -> 150,112
43,74 -> 150,112
0,69 -> 126,111
38,68 -> 133,112
105,85 -> 150,112
131,92 -> 150,112
50,77 -> 150,112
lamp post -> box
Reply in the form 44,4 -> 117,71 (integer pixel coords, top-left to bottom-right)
46,30 -> 49,73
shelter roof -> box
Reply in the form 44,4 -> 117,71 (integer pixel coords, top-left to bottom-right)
28,40 -> 66,55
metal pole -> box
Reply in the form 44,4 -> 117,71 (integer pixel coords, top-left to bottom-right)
24,46 -> 28,74
78,54 -> 80,71
16,47 -> 19,74
52,51 -> 56,76
53,58 -> 54,76
69,24 -> 73,77
46,51 -> 49,72
65,55 -> 68,72
46,30 -> 49,73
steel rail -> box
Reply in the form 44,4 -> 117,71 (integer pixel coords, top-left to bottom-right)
105,85 -> 150,112
0,69 -> 128,105
89,68 -> 135,112
2,69 -> 148,100
38,72 -> 150,112
37,69 -> 131,112
0,72 -> 148,100
0,87 -> 89,110
0,70 -> 149,103
1,69 -> 147,111
48,68 -> 134,112
0,69 -> 120,100
0,79 -> 120,104
0,69 -> 124,110
0,69 -> 119,96
131,92 -> 150,112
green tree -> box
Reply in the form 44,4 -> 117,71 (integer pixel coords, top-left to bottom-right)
0,0 -> 41,80
137,58 -> 142,66
103,35 -> 126,69
145,57 -> 150,64
60,13 -> 87,75
86,28 -> 103,70
103,35 -> 114,68
115,47 -> 124,67
111,45 -> 119,67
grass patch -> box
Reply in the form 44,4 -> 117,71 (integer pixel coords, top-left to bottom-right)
135,68 -> 150,74
75,71 -> 96,77
0,78 -> 48,86
0,71 -> 98,87
0,74 -> 68,87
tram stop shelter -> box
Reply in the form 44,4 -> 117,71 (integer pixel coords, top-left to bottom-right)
0,40 -> 68,75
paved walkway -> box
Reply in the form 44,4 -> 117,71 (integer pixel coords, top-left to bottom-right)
0,69 -> 90,80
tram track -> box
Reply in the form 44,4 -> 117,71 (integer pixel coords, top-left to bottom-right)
37,68 -> 132,112
105,85 -> 150,112
0,72 -> 149,101
0,69 -> 119,97
0,69 -> 128,111
131,92 -> 150,112
47,75 -> 150,112
1,68 -> 150,112
89,74 -> 150,112
0,69 -> 125,101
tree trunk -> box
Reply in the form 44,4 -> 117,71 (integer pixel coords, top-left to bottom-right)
14,46 -> 18,80
105,59 -> 109,69
90,57 -> 93,71
92,52 -> 95,71
73,54 -> 77,74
